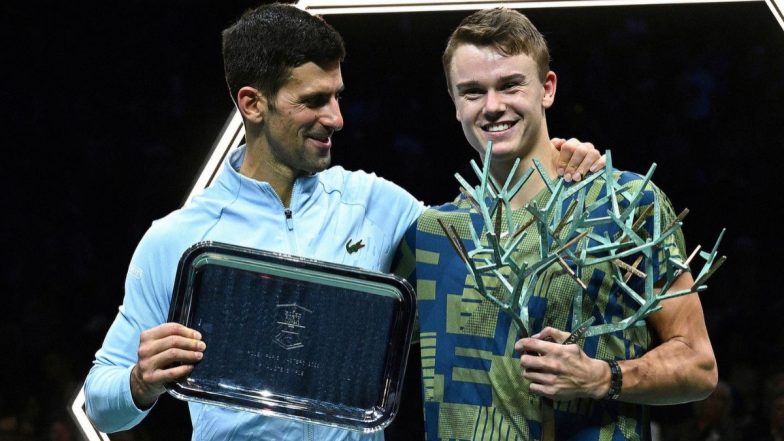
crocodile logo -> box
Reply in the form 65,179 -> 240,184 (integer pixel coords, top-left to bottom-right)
345,239 -> 365,254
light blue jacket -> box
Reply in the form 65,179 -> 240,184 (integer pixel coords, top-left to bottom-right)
84,146 -> 424,440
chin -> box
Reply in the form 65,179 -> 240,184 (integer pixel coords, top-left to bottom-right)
480,145 -> 518,161
309,157 -> 331,173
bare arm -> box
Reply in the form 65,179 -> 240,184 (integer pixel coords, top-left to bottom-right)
615,271 -> 718,404
516,272 -> 717,404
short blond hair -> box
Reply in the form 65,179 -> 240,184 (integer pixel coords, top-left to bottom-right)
442,8 -> 551,90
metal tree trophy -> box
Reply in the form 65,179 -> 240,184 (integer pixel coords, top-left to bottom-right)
437,141 -> 726,340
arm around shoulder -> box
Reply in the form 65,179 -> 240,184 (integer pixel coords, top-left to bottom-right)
367,173 -> 425,239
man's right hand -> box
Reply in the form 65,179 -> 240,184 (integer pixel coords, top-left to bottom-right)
131,322 -> 205,409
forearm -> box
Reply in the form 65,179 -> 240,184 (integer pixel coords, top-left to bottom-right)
615,334 -> 717,405
84,222 -> 176,431
603,269 -> 719,405
519,294 -> 717,404
84,305 -> 156,432
84,362 -> 150,432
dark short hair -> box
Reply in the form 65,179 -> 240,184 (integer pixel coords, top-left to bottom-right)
221,3 -> 346,104
442,8 -> 551,90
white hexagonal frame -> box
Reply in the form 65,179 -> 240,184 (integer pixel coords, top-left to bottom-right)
71,0 -> 783,439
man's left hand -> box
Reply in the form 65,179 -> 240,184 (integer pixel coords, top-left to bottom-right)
552,137 -> 606,182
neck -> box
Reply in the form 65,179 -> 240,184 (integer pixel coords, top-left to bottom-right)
488,141 -> 559,210
239,138 -> 297,207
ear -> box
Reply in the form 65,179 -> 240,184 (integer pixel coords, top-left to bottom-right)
447,88 -> 461,121
237,86 -> 267,124
542,71 -> 557,109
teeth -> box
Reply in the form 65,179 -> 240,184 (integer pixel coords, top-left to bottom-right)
485,123 -> 511,132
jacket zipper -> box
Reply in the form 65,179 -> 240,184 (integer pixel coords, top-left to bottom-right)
275,181 -> 300,254
284,208 -> 294,231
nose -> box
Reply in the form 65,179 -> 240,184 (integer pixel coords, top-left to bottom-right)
484,89 -> 506,119
321,97 -> 344,132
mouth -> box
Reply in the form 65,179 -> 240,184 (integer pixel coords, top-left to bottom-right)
306,133 -> 332,150
482,121 -> 517,134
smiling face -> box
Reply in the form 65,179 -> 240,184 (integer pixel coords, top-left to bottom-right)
258,61 -> 345,177
448,44 -> 555,163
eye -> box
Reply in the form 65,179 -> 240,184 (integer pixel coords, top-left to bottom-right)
302,93 -> 342,108
460,88 -> 483,100
303,96 -> 329,108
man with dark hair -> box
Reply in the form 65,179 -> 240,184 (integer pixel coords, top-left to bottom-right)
222,5 -> 346,105
84,5 -> 419,440
83,3 -> 603,440
397,7 -> 717,440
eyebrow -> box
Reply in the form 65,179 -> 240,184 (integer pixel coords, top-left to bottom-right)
301,85 -> 345,99
455,73 -> 528,92
498,73 -> 527,84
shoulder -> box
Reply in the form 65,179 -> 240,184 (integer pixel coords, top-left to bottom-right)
317,166 -> 415,201
617,169 -> 669,200
578,169 -> 672,208
317,166 -> 374,189
130,203 -> 217,271
414,197 -> 472,235
584,169 -> 652,191
317,167 -> 424,225
146,200 -> 215,242
420,198 -> 467,219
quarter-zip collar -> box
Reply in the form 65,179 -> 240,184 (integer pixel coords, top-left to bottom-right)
220,145 -> 321,213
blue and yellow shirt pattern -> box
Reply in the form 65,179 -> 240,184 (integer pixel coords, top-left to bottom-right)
395,171 -> 686,441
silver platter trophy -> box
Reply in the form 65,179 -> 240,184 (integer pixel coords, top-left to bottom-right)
165,241 -> 416,432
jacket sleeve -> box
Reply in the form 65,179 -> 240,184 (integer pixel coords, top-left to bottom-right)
83,224 -> 174,432
367,174 -> 425,255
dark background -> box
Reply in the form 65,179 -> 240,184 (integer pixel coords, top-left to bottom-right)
2,1 -> 783,439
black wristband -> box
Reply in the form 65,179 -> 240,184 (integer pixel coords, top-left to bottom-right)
605,359 -> 622,400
